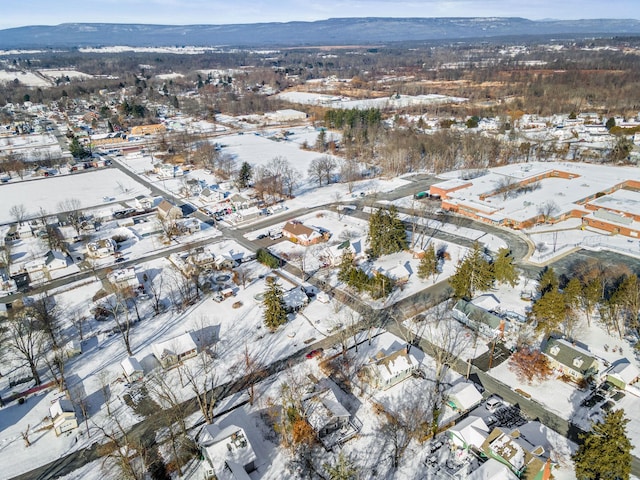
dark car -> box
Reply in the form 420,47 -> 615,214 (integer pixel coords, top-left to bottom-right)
306,348 -> 324,359
115,257 -> 126,263
256,233 -> 267,240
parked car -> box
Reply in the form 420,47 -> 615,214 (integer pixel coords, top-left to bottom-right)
305,348 -> 324,360
486,395 -> 503,412
115,257 -> 126,263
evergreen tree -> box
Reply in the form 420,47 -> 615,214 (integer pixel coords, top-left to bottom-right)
263,279 -> 287,331
417,244 -> 438,280
368,206 -> 408,258
236,161 -> 253,189
315,128 -> 327,152
492,248 -> 518,287
574,409 -> 632,480
337,251 -> 354,284
448,243 -> 494,300
563,277 -> 583,309
69,136 -> 90,159
538,267 -> 559,297
532,289 -> 566,335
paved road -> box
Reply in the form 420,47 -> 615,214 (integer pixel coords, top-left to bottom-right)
7,168 -> 640,478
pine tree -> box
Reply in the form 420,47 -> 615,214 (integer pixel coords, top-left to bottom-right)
448,243 -> 494,300
532,289 -> 566,335
337,251 -> 354,283
236,161 -> 253,189
417,244 -> 438,280
492,248 -> 518,287
263,279 -> 287,331
537,267 -> 559,297
367,206 -> 408,258
574,409 -> 632,480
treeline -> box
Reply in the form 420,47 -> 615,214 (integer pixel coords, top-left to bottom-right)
324,108 -> 381,129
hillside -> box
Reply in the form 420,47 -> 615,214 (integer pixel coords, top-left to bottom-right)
1,17 -> 640,48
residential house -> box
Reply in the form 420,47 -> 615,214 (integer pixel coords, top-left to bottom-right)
542,338 -> 599,382
452,298 -> 506,339
303,388 -> 353,449
133,195 -> 153,212
49,399 -> 78,436
121,357 -> 144,383
152,331 -> 198,369
86,239 -> 116,258
45,250 -> 68,271
602,358 -> 640,391
448,415 -> 490,451
176,218 -> 201,234
107,267 -> 138,290
157,199 -> 183,220
283,286 -> 309,313
199,424 -> 257,480
467,458 -> 519,480
359,347 -> 419,391
446,382 -> 483,412
130,124 -> 166,136
480,422 -> 554,480
281,221 -> 329,246
199,187 -> 222,204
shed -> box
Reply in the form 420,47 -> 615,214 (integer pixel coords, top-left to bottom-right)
49,398 -> 78,436
121,357 -> 144,383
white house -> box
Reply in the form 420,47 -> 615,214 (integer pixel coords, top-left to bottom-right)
45,250 -> 68,271
446,382 -> 484,412
86,238 -> 116,258
199,424 -> 257,480
303,388 -> 351,441
49,398 -> 78,436
121,357 -> 144,383
448,415 -> 490,451
152,331 -> 198,369
107,267 -> 138,290
360,347 -> 419,391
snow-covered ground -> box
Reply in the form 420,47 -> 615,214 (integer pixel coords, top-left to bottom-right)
0,169 -> 151,223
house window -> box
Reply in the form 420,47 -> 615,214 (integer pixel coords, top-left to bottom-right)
573,357 -> 584,369
549,345 -> 560,356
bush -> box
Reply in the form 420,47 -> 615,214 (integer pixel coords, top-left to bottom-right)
256,248 -> 279,269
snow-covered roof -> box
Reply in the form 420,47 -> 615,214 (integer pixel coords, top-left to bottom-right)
121,357 -> 143,376
200,424 -> 257,473
370,348 -> 419,384
467,458 -> 518,480
304,388 -> 350,433
607,358 -> 640,385
49,398 -> 75,419
439,162 -> 640,225
283,286 -> 308,309
152,331 -> 197,359
447,382 -> 483,411
449,415 -> 489,449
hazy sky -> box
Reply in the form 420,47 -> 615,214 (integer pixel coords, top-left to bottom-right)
2,0 -> 640,30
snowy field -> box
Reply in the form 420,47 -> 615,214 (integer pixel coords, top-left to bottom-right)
277,91 -> 468,109
0,70 -> 52,87
0,169 -> 151,223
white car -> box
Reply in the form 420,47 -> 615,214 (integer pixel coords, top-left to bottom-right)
486,395 -> 503,412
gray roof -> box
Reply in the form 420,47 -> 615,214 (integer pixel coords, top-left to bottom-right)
543,338 -> 598,375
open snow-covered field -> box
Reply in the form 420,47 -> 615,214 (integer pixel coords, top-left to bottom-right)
0,169 -> 151,223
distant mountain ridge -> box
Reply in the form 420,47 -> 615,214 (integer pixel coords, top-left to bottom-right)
1,17 -> 640,49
